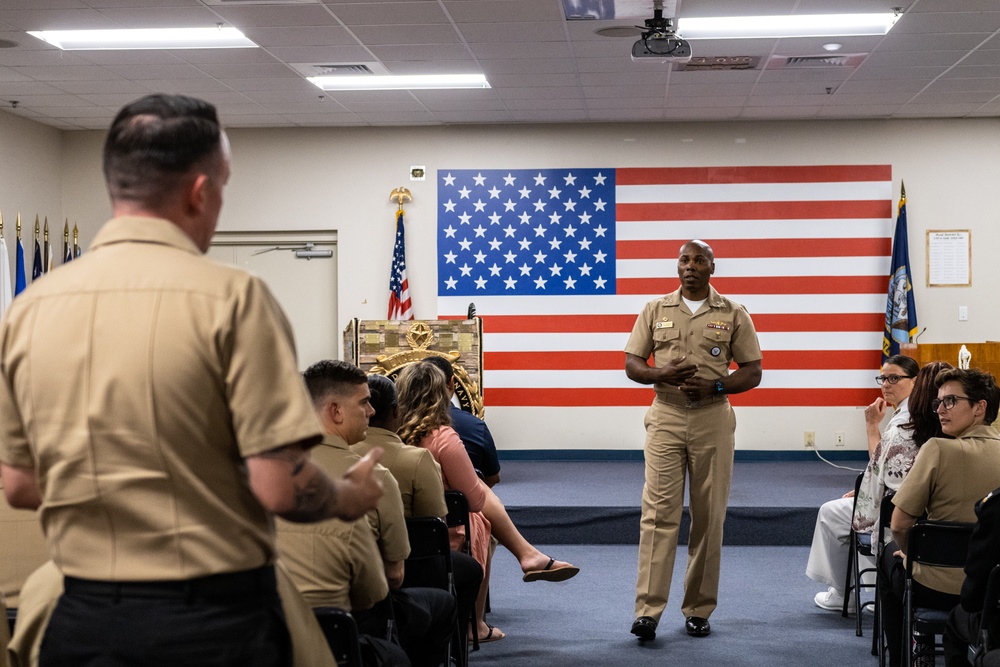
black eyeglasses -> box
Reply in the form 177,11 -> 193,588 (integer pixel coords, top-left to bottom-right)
931,395 -> 974,412
875,374 -> 915,385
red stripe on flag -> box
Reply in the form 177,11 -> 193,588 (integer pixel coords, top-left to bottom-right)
616,165 -> 893,186
464,312 -> 882,334
484,349 -> 881,371
618,275 -> 889,295
483,387 -> 882,407
617,237 -> 892,259
617,200 -> 892,221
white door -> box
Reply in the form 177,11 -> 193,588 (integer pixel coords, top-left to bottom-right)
208,231 -> 338,369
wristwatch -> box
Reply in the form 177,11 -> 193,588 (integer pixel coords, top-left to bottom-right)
714,380 -> 725,394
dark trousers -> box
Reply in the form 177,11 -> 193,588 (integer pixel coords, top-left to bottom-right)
879,542 -> 960,667
40,567 -> 291,667
400,549 -> 482,644
944,605 -> 980,667
356,588 -> 456,667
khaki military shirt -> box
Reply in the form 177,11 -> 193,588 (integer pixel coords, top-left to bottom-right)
0,216 -> 323,581
0,479 -> 46,607
276,516 -> 388,612
353,428 -> 447,519
893,424 -> 1000,593
301,434 -> 410,563
625,286 -> 762,402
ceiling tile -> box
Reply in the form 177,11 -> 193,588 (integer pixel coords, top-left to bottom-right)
328,2 -> 451,26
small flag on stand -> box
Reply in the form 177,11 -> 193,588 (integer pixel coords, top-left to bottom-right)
43,217 -> 52,273
63,220 -> 72,264
32,216 -> 42,281
0,211 -> 12,318
882,183 -> 918,364
387,209 -> 413,320
73,224 -> 81,259
14,214 -> 26,296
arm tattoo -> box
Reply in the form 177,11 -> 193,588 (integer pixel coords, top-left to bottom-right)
258,445 -> 339,522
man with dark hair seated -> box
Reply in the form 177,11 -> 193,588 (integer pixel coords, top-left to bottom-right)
421,356 -> 501,486
278,360 -> 456,667
879,368 -> 1000,667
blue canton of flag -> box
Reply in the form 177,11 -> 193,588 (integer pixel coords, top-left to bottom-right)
437,169 -> 616,296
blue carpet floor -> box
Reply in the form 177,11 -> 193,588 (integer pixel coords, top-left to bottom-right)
469,544 -> 879,667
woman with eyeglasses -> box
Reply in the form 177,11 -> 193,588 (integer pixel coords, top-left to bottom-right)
807,354 -> 926,611
879,367 -> 1000,667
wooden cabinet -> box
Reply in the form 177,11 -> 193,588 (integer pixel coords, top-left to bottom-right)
901,342 -> 1000,379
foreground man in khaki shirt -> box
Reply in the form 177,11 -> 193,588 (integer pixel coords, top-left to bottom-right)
0,94 -> 383,667
626,239 -> 762,643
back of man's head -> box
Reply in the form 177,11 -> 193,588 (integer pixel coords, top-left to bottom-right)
303,360 -> 368,406
420,355 -> 454,384
103,94 -> 222,209
367,374 -> 397,430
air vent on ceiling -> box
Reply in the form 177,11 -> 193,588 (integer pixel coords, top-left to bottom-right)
290,62 -> 391,78
674,56 -> 760,72
202,0 -> 318,5
772,54 -> 867,69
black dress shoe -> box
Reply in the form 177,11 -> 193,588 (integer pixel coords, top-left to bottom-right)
630,616 -> 657,641
685,616 -> 711,637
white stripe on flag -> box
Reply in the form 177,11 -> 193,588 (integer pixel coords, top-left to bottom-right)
616,180 -> 892,204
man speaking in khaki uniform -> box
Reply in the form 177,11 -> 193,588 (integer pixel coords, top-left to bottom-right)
626,239 -> 762,642
0,94 -> 384,666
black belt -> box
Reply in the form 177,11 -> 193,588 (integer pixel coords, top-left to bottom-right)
63,565 -> 277,602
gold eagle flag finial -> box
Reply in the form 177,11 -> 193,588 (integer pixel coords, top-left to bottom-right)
390,187 -> 412,214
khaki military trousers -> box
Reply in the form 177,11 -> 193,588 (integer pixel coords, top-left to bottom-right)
634,397 -> 736,623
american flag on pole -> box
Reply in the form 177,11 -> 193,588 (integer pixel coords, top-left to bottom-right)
387,210 -> 413,320
437,166 -> 893,408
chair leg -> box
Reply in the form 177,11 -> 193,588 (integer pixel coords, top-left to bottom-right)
844,534 -> 856,619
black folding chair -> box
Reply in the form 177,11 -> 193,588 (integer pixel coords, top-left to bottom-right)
904,520 -> 976,667
444,490 -> 477,658
403,516 -> 458,667
313,607 -> 364,667
844,473 -> 881,634
968,564 -> 1000,666
871,492 -> 898,666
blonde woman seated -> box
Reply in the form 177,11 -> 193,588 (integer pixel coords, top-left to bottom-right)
395,362 -> 579,643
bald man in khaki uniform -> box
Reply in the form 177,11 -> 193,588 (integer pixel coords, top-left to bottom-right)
626,240 -> 762,642
0,94 -> 383,667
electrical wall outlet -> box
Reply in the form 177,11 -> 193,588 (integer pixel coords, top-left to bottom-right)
804,431 -> 816,448
835,432 -> 845,446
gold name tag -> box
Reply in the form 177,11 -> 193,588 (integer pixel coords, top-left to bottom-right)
655,321 -> 674,329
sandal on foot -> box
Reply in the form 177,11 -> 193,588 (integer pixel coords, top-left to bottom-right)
522,557 -> 580,582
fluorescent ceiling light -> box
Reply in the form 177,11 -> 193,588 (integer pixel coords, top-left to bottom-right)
308,74 -> 490,91
678,13 -> 899,40
27,27 -> 257,50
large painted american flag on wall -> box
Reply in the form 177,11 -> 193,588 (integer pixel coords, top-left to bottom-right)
437,165 -> 893,408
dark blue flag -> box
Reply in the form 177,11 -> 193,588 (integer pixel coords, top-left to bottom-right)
14,239 -> 26,296
882,185 -> 917,363
32,239 -> 42,281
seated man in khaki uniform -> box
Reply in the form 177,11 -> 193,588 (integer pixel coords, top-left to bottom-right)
278,361 -> 456,667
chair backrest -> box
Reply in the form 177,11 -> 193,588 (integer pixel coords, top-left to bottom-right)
313,607 -> 363,667
906,520 -> 976,574
875,490 -> 897,553
444,490 -> 472,556
402,517 -> 453,592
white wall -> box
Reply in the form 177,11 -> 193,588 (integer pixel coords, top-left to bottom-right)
0,111 -> 65,256
56,117 -> 1000,452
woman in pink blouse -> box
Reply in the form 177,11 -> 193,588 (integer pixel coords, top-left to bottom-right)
396,362 -> 579,643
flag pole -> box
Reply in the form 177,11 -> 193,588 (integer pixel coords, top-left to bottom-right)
387,187 -> 413,321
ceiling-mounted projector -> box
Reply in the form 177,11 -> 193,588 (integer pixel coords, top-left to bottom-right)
631,6 -> 692,62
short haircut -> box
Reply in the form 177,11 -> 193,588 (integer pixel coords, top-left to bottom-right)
103,94 -> 222,207
302,360 -> 367,404
367,374 -> 397,428
420,355 -> 454,383
680,239 -> 714,261
884,354 -> 919,379
935,367 -> 1000,424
